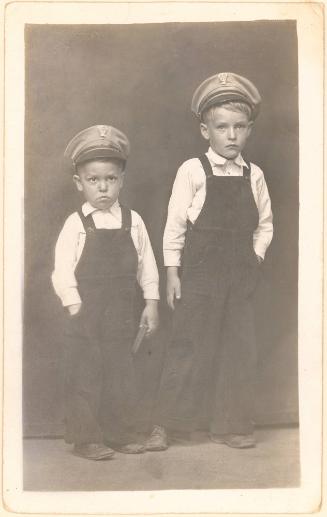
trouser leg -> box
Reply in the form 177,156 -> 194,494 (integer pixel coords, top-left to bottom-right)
99,337 -> 140,444
209,292 -> 257,436
99,289 -> 139,444
63,326 -> 103,445
152,291 -> 214,432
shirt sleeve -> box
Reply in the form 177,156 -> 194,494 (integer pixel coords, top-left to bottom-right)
51,213 -> 82,307
163,162 -> 196,266
133,213 -> 160,300
252,167 -> 273,259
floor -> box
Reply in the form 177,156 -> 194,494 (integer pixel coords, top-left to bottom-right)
23,426 -> 300,491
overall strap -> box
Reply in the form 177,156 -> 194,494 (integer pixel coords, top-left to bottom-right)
121,205 -> 132,232
198,154 -> 214,177
77,208 -> 96,233
243,160 -> 252,182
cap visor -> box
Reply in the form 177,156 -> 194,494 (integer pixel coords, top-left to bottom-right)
199,92 -> 254,117
75,147 -> 126,164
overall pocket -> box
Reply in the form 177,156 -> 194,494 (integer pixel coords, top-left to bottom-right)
245,250 -> 262,297
63,304 -> 87,338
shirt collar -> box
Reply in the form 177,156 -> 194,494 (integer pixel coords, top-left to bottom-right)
207,147 -> 248,168
82,199 -> 120,217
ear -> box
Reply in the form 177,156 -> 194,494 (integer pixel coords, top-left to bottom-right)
73,174 -> 83,192
247,121 -> 254,136
200,122 -> 210,141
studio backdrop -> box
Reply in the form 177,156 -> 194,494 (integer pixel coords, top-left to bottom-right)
24,20 -> 298,436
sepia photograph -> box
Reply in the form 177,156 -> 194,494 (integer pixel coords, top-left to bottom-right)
2,1 -> 323,515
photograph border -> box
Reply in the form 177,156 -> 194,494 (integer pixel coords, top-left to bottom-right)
2,1 -> 324,515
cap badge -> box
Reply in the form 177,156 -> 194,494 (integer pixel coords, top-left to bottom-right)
218,73 -> 230,85
98,126 -> 109,139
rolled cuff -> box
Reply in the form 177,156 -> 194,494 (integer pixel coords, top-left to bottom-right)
253,242 -> 266,260
60,287 -> 82,307
143,283 -> 160,300
163,249 -> 182,267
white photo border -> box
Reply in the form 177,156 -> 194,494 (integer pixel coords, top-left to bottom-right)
2,1 -> 324,515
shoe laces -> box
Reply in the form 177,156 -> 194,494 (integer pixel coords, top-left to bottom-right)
152,425 -> 165,437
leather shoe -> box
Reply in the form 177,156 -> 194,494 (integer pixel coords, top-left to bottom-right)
145,425 -> 168,451
73,443 -> 115,460
210,433 -> 256,449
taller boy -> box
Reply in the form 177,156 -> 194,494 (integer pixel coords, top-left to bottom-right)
146,73 -> 273,450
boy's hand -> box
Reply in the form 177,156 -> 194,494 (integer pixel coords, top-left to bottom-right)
167,266 -> 181,310
256,254 -> 264,265
67,303 -> 82,316
140,300 -> 159,337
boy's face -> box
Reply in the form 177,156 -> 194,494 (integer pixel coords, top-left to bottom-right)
73,159 -> 125,210
200,106 -> 253,160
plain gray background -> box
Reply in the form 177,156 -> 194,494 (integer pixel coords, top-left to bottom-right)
24,20 -> 298,437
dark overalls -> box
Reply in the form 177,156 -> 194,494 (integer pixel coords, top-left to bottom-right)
154,155 -> 260,436
63,206 -> 140,446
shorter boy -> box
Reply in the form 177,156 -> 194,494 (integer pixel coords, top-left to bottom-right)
52,125 -> 159,460
146,73 -> 273,451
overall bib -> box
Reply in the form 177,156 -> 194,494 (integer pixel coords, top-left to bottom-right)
63,206 -> 139,445
155,155 -> 260,435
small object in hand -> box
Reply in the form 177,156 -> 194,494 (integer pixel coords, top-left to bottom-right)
132,324 -> 148,354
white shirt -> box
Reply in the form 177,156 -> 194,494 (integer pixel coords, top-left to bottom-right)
163,147 -> 273,266
52,201 -> 160,307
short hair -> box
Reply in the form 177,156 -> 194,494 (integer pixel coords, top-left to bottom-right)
75,157 -> 126,174
201,101 -> 253,123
